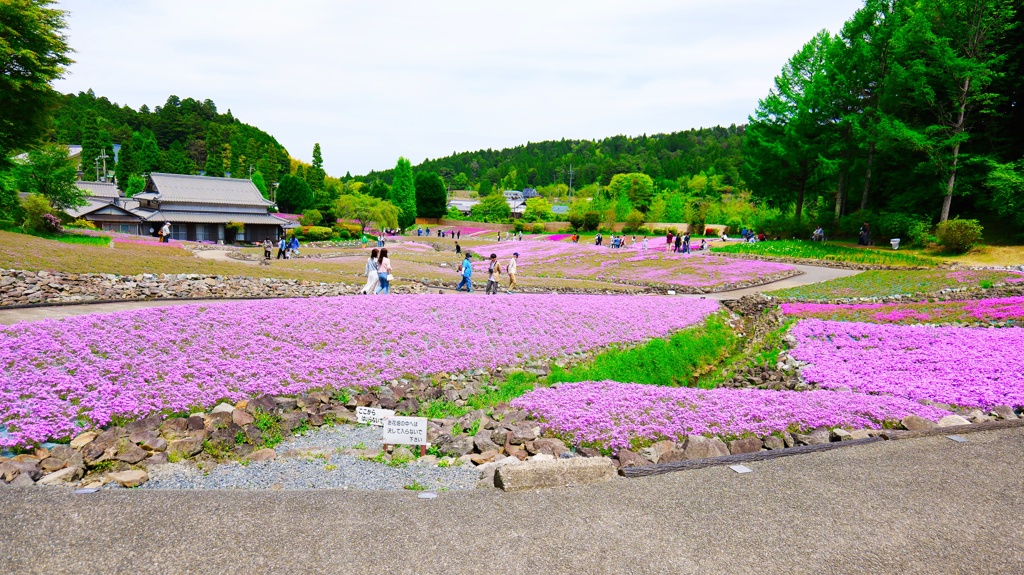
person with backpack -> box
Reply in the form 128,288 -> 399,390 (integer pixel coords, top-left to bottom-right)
506,252 -> 519,294
456,253 -> 473,292
485,253 -> 501,295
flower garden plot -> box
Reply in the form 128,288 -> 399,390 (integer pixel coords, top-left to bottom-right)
0,294 -> 719,448
469,239 -> 796,290
790,319 -> 1024,409
511,381 -> 950,451
712,240 -> 938,268
780,296 -> 1024,325
772,269 -> 1024,301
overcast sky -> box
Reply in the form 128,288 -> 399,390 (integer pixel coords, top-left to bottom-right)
53,0 -> 862,176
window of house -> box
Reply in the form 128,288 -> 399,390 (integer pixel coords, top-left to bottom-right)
195,224 -> 211,242
171,224 -> 187,240
119,224 -> 135,234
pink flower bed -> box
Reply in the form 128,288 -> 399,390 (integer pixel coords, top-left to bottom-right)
511,381 -> 950,450
790,319 -> 1024,409
0,295 -> 719,447
781,297 -> 1024,324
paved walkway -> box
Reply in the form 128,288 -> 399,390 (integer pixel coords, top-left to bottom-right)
1,428 -> 1021,574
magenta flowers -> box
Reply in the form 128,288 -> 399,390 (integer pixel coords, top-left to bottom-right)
511,381 -> 950,450
0,294 -> 719,447
780,296 -> 1024,324
790,319 -> 1024,409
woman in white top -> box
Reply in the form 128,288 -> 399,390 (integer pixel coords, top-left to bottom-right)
375,248 -> 392,294
361,248 -> 380,294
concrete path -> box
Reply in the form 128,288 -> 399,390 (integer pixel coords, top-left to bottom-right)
702,263 -> 860,301
194,248 -> 258,264
1,428 -> 1021,574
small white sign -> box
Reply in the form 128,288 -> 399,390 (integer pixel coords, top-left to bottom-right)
729,465 -> 753,474
946,435 -> 968,443
383,416 -> 429,446
356,406 -> 395,427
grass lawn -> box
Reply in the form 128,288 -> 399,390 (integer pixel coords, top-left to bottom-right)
771,269 -> 1024,300
712,239 -> 938,267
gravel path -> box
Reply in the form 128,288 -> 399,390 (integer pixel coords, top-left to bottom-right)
138,423 -> 479,491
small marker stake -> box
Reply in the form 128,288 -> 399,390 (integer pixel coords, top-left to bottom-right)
73,488 -> 99,494
729,465 -> 753,474
946,435 -> 967,443
418,492 -> 437,499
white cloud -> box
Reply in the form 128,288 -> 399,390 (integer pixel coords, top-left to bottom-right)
53,0 -> 862,176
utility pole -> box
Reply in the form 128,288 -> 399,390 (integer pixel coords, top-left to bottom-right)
249,164 -> 255,179
97,150 -> 109,182
567,163 -> 576,198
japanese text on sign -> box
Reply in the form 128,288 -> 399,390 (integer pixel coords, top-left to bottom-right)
356,407 -> 395,427
382,416 -> 428,446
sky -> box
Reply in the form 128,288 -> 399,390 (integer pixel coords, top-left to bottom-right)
53,0 -> 863,176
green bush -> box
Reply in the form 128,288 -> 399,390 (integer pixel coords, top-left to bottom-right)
299,209 -> 323,226
725,216 -> 743,234
20,194 -> 54,233
337,229 -> 351,240
297,225 -> 334,241
597,226 -> 613,234
878,212 -> 928,242
531,223 -> 545,234
512,221 -> 526,233
936,218 -> 983,254
650,227 -> 665,236
623,209 -> 646,233
567,213 -> 584,231
69,219 -> 97,229
582,211 -> 601,231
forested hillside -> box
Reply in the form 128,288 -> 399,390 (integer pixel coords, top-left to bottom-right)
50,90 -> 291,191
744,0 -> 1023,235
357,126 -> 746,194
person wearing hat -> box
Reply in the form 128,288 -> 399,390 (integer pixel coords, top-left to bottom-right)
485,253 -> 501,295
506,252 -> 519,294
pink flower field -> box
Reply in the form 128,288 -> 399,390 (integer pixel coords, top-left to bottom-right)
0,295 -> 719,447
470,238 -> 795,289
791,319 -> 1024,409
511,381 -> 950,450
781,296 -> 1024,324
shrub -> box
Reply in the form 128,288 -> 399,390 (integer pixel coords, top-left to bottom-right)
337,229 -> 351,240
582,211 -> 601,231
41,213 -> 63,234
20,194 -> 54,233
597,226 -> 613,234
623,209 -> 646,233
690,221 -> 706,236
297,225 -> 334,241
936,218 -> 983,254
878,212 -> 928,242
299,209 -> 323,226
531,223 -> 545,234
512,221 -> 526,233
334,222 -> 361,237
69,219 -> 97,229
650,227 -> 665,236
725,216 -> 743,234
567,213 -> 585,232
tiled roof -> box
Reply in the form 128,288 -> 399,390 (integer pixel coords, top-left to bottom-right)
75,181 -> 120,199
135,210 -> 288,225
148,173 -> 274,206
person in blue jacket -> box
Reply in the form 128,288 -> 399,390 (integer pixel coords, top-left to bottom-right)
456,253 -> 473,292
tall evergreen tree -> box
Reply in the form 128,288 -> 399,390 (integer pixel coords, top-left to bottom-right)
78,110 -> 101,180
414,171 -> 448,218
308,143 -> 326,192
204,124 -> 223,176
388,157 -> 417,230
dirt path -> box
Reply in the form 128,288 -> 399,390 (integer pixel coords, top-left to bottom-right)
0,264 -> 859,325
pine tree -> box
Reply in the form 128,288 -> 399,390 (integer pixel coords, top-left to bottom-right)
251,170 -> 268,198
114,135 -> 137,191
204,125 -> 223,176
79,111 -> 100,181
308,143 -> 326,192
388,157 -> 417,230
415,171 -> 448,218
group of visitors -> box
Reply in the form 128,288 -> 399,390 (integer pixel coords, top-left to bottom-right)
496,231 -> 523,242
455,251 -> 519,295
417,227 -> 462,240
276,235 -> 300,259
670,232 -> 692,253
361,248 -> 393,295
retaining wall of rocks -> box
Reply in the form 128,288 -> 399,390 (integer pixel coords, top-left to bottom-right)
0,269 -> 428,308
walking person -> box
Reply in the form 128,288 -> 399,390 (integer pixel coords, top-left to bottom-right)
375,248 -> 392,294
485,253 -> 501,295
683,232 -> 691,254
277,236 -> 287,259
361,248 -> 380,294
506,252 -> 519,294
641,237 -> 648,252
262,238 -> 272,260
674,234 -> 682,253
455,241 -> 462,255
160,222 -> 171,243
457,230 -> 461,240
456,253 -> 473,292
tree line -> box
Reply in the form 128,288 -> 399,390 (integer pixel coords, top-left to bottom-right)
744,0 -> 1023,240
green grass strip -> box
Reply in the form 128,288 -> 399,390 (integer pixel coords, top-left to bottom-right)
713,240 -> 936,267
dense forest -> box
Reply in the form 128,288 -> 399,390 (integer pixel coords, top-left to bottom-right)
357,126 -> 746,195
744,0 -> 1023,239
49,90 -> 291,192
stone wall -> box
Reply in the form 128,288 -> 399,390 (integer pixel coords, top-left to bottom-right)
0,269 -> 426,308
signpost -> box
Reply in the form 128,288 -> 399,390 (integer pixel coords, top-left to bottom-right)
383,416 -> 429,456
356,406 -> 394,427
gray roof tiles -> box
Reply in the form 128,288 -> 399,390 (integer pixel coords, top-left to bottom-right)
147,173 -> 273,206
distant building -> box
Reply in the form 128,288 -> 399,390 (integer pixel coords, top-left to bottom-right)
447,199 -> 480,216
132,173 -> 287,242
522,188 -> 540,199
551,205 -> 570,216
67,173 -> 287,242
503,190 -> 527,217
